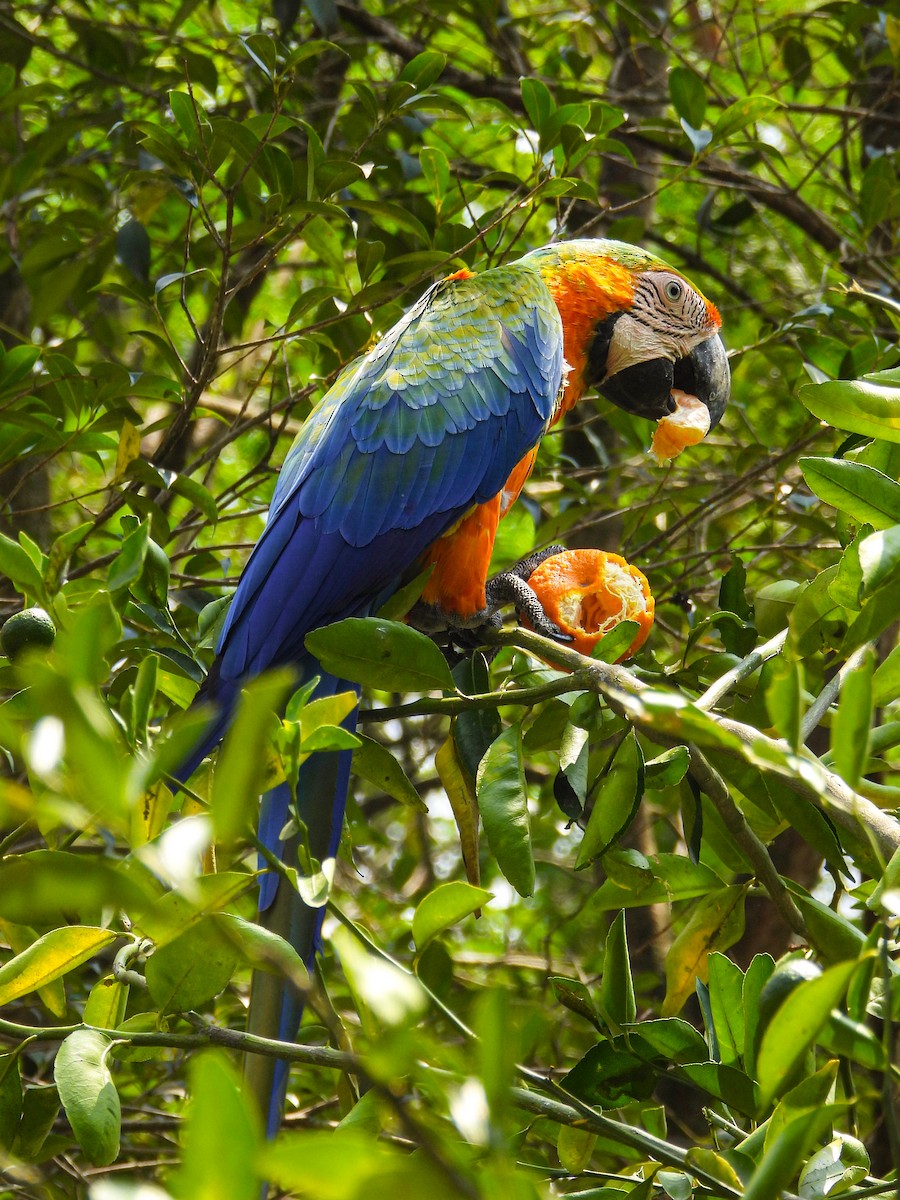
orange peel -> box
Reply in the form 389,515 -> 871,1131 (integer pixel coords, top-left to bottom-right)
650,389 -> 711,464
525,548 -> 654,660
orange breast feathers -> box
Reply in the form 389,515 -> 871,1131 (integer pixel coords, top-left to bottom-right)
419,441 -> 541,619
421,495 -> 502,619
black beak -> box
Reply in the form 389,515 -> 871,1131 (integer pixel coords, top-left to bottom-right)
598,333 -> 730,429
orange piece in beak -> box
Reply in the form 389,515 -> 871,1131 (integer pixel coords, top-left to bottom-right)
526,549 -> 654,660
650,389 -> 711,464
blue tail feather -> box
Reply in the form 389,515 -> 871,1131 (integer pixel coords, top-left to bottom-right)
244,673 -> 360,1137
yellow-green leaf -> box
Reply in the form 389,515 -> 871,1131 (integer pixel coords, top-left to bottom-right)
0,927 -> 118,1006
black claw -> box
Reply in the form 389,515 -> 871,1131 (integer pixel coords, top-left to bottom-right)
484,545 -> 574,644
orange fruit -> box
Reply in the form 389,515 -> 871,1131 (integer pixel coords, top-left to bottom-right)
526,549 -> 654,660
650,389 -> 711,464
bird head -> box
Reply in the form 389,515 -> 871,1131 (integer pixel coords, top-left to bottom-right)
524,239 -> 730,431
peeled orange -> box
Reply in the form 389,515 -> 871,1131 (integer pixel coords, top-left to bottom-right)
650,389 -> 711,464
526,549 -> 654,660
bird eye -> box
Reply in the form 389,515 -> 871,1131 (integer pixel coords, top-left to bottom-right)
664,280 -> 683,302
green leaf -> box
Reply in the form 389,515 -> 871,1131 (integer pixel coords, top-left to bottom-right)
743,1104 -> 841,1200
829,524 -> 869,611
129,652 -> 159,746
591,618 -> 640,664
626,1017 -> 709,1063
331,925 -> 427,1028
477,986 -> 518,1124
520,77 -> 554,133
0,851 -> 154,925
676,1061 -> 758,1116
801,457 -> 900,529
831,647 -> 873,787
0,343 -> 40,389
0,927 -> 118,1005
145,916 -> 242,1013
297,690 -> 358,748
240,33 -> 277,78
214,913 -> 308,989
550,976 -> 600,1028
710,95 -> 782,146
261,1131 -> 459,1198
708,952 -> 745,1067
761,778 -> 848,879
576,730 -> 644,867
800,376 -> 900,443
557,1125 -> 597,1174
799,1134 -> 869,1198
174,1052 -> 260,1200
398,50 -> 446,90
83,975 -> 129,1029
0,922 -> 66,1020
860,155 -> 897,233
756,959 -> 858,1111
476,725 -> 534,897
412,881 -> 493,953
788,566 -> 846,656
108,520 -> 150,592
762,1059 -> 839,1153
305,618 -> 454,692
765,657 -> 803,750
0,531 -> 46,600
669,67 -> 706,128
211,669 -> 296,841
562,1039 -> 657,1109
873,642 -> 900,706
601,910 -> 636,1026
590,853 -> 724,912
684,1149 -> 745,1194
54,1030 -> 120,1166
352,733 -> 424,809
784,883 -> 866,964
170,473 -> 219,523
169,89 -> 206,144
644,745 -> 690,790
0,1053 -> 23,1147
858,524 -> 900,598
115,218 -> 151,284
11,1082 -> 60,1160
820,1010 -> 885,1072
451,653 -> 502,782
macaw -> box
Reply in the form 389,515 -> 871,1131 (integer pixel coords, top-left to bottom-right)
176,238 -> 729,1131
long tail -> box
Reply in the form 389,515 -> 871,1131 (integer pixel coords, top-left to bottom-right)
243,674 -> 360,1137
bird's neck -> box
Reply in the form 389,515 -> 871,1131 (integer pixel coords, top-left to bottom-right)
537,258 -> 636,420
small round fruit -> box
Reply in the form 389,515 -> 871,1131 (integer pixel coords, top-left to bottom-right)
650,389 -> 711,464
526,549 -> 654,660
1,607 -> 57,660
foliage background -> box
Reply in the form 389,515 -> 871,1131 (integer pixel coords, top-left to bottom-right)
0,0 -> 899,1196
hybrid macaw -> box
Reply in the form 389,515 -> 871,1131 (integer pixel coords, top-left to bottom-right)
176,238 -> 730,1131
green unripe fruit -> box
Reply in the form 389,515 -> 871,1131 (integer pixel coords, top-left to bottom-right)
1,607 -> 56,660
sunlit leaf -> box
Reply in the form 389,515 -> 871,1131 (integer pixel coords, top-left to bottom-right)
0,927 -> 118,1006
305,618 -> 454,692
412,881 -> 493,953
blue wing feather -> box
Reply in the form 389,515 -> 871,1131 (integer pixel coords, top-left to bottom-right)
210,264 -> 563,699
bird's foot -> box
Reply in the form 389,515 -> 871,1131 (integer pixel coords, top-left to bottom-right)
484,544 -> 573,643
408,546 -> 573,665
